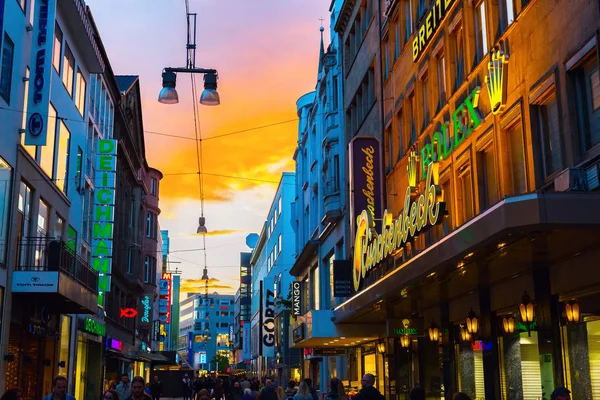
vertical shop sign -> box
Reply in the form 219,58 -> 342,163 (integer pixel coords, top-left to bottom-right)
92,139 -> 117,293
333,260 -> 354,297
291,281 -> 302,316
242,324 -> 251,360
159,273 -> 172,323
349,137 -> 383,238
24,0 -> 57,146
138,293 -> 152,327
261,277 -> 276,357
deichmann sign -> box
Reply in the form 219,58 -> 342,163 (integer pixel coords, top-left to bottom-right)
91,139 -> 118,293
25,0 -> 57,146
80,317 -> 106,337
349,137 -> 383,237
419,88 -> 483,181
353,157 -> 446,291
412,0 -> 456,62
291,281 -> 302,317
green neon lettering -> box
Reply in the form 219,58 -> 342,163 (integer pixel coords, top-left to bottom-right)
98,155 -> 114,171
96,189 -> 113,205
93,223 -> 113,239
92,257 -> 111,274
99,140 -> 115,154
92,240 -> 110,257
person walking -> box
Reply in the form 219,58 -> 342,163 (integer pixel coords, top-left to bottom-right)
302,379 -> 318,400
276,387 -> 285,400
182,374 -> 192,400
117,374 -> 132,400
231,382 -> 243,400
242,388 -> 255,400
284,380 -> 297,400
293,382 -> 314,400
149,376 -> 162,400
42,376 -> 76,400
0,389 -> 23,400
259,379 -> 278,400
551,387 -> 571,400
451,393 -> 471,400
125,377 -> 152,400
104,390 -> 120,400
353,374 -> 384,400
324,378 -> 347,400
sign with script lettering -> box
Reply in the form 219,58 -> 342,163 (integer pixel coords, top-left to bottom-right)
349,137 -> 383,238
138,294 -> 152,327
353,157 -> 446,291
25,0 -> 57,146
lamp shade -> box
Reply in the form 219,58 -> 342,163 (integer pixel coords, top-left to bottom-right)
502,316 -> 515,334
565,300 -> 581,323
466,309 -> 479,335
400,335 -> 410,348
429,326 -> 440,342
519,292 -> 535,323
200,73 -> 220,106
197,216 -> 208,234
460,326 -> 471,342
377,342 -> 386,354
158,71 -> 179,104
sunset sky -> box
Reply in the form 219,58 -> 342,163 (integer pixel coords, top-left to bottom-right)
85,0 -> 331,296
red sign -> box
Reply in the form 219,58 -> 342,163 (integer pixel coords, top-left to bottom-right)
120,308 -> 138,318
220,306 -> 229,310
160,273 -> 172,324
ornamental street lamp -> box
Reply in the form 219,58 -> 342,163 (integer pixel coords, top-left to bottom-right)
502,316 -> 515,334
465,309 -> 479,335
400,335 -> 410,348
428,325 -> 441,343
519,292 -> 535,323
565,300 -> 581,323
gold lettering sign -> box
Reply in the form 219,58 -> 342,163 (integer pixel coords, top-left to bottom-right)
412,0 -> 456,62
353,159 -> 445,291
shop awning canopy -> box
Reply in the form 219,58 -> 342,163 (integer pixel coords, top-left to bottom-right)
290,240 -> 319,276
334,192 -> 600,323
123,351 -> 170,364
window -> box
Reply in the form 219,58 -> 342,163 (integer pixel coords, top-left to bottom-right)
456,161 -> 474,225
144,256 -> 151,283
332,75 -> 339,110
452,22 -> 465,89
129,201 -> 134,227
408,92 -> 417,145
146,213 -> 157,238
328,254 -> 336,309
35,199 -> 50,268
394,19 -> 401,61
54,214 -> 64,240
0,158 -> 12,265
278,196 -> 282,217
477,141 -> 498,210
500,0 -> 515,31
21,67 -> 36,158
53,23 -> 63,73
55,121 -> 71,194
417,0 -> 426,19
441,178 -> 453,235
405,0 -> 414,43
397,110 -> 405,158
40,104 -> 57,177
127,247 -> 133,274
0,33 -> 15,104
312,265 -> 320,311
333,154 -> 340,192
534,90 -> 562,178
74,147 -> 83,192
505,121 -> 527,194
16,182 -> 32,267
62,43 -> 75,97
17,0 -> 26,11
420,71 -> 429,128
474,1 -> 488,63
150,178 -> 158,195
278,234 -> 282,256
572,55 -> 600,152
384,37 -> 390,79
386,128 -> 393,171
75,69 -> 86,116
437,51 -> 447,107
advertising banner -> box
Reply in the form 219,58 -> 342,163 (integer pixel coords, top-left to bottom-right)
261,277 -> 276,357
333,260 -> 354,297
138,293 -> 153,328
91,139 -> 118,293
159,272 -> 172,323
12,271 -> 59,292
24,0 -> 57,146
242,324 -> 251,360
291,281 -> 302,316
349,136 -> 383,238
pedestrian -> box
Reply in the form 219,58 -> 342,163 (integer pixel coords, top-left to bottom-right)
183,374 -> 193,400
144,384 -> 151,396
276,386 -> 285,400
0,389 -> 23,400
125,376 -> 152,400
302,379 -> 318,400
324,378 -> 347,400
551,387 -> 571,400
104,390 -> 120,400
293,382 -> 313,400
231,382 -> 243,400
117,374 -> 133,400
42,376 -> 76,400
242,388 -> 255,400
352,374 -> 384,400
213,379 -> 225,400
451,393 -> 471,400
409,386 -> 425,400
284,380 -> 297,400
150,376 -> 162,400
259,379 -> 278,400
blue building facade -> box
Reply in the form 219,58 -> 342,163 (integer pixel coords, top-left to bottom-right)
249,172 -> 299,381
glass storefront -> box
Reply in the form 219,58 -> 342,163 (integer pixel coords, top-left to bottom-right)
75,334 -> 102,400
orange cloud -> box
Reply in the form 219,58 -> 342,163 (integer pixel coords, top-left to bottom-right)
180,278 -> 235,295
189,229 -> 243,237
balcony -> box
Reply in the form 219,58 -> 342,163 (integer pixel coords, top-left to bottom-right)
12,237 -> 98,313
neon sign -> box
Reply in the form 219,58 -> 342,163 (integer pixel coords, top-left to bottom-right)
139,294 -> 152,325
120,308 -> 137,318
412,0 -> 456,62
485,46 -> 509,115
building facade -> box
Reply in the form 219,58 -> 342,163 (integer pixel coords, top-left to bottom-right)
324,0 -> 600,400
233,252 -> 252,371
179,293 -> 234,373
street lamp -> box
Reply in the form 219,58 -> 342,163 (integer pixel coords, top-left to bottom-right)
197,217 -> 208,234
158,71 -> 179,104
502,316 -> 515,334
465,309 -> 479,335
428,325 -> 440,343
519,292 -> 535,323
565,300 -> 581,323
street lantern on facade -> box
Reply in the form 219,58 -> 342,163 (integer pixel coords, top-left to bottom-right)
460,325 -> 471,342
565,300 -> 581,323
400,335 -> 410,348
519,292 -> 535,323
465,309 -> 479,335
428,325 -> 440,343
377,341 -> 386,354
502,316 -> 515,334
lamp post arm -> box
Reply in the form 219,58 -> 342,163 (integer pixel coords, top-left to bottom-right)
164,67 -> 218,75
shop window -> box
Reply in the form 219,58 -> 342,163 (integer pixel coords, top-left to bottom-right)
53,23 -> 63,73
62,43 -> 75,97
0,33 -> 15,104
456,160 -> 474,225
477,134 -> 499,210
451,21 -> 465,90
504,119 -> 527,195
474,1 -> 489,64
532,88 -> 563,179
0,159 -> 12,265
570,51 -> 600,153
58,316 -> 71,377
562,319 -> 600,398
499,0 -> 515,32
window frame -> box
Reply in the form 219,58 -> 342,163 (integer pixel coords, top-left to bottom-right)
62,42 -> 75,97
75,68 -> 86,116
449,15 -> 465,92
500,101 -> 528,195
455,151 -> 474,226
474,0 -> 489,65
53,23 -> 63,74
0,33 -> 15,104
475,128 -> 499,212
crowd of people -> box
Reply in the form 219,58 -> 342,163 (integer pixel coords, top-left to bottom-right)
0,372 -> 574,400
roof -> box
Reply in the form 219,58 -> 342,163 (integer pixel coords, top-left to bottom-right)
115,75 -> 139,94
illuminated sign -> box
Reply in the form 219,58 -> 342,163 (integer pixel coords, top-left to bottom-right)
261,278 -> 275,357
91,139 -> 118,293
139,294 -> 152,327
159,273 -> 172,324
291,281 -> 302,316
419,88 -> 483,180
120,308 -> 137,318
412,0 -> 456,62
80,317 -> 106,336
349,137 -> 383,237
485,46 -> 509,115
25,0 -> 57,146
353,158 -> 445,291
106,338 -> 123,352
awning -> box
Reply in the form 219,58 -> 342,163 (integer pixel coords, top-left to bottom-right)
123,351 -> 169,363
290,240 -> 319,276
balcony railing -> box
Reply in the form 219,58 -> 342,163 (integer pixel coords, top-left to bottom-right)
16,237 -> 98,293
